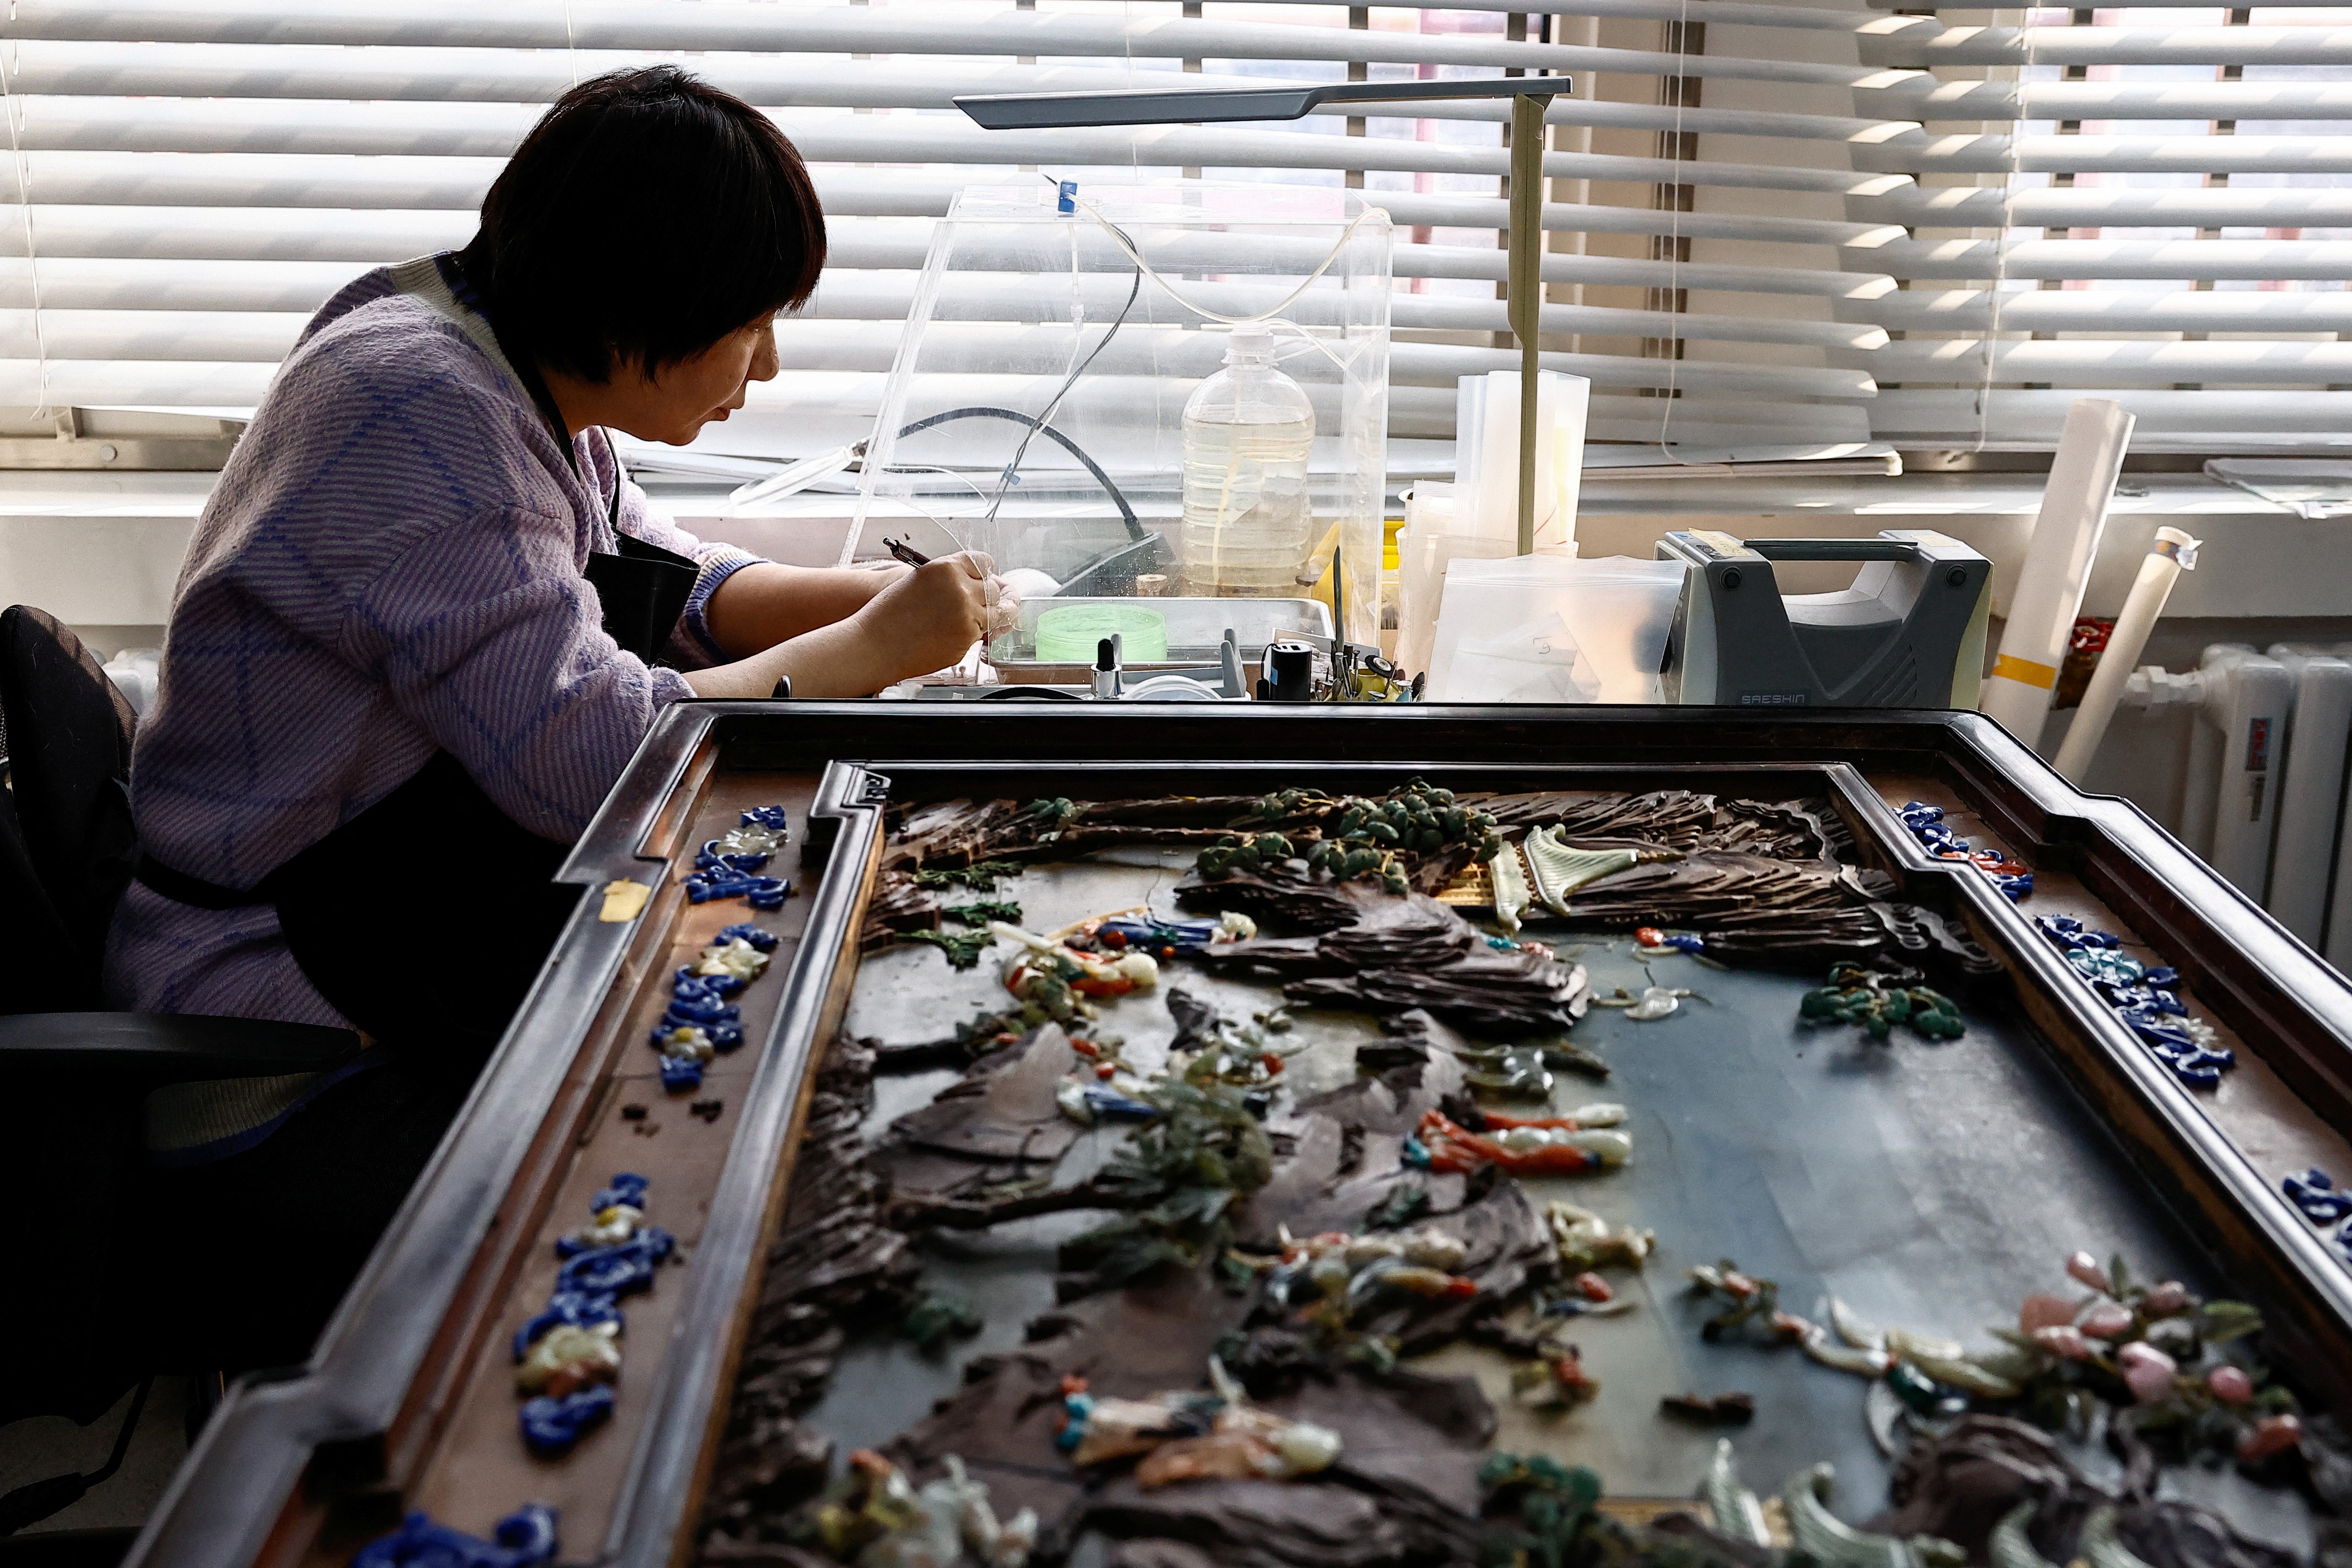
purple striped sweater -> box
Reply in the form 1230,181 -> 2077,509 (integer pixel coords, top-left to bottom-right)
105,256 -> 761,1051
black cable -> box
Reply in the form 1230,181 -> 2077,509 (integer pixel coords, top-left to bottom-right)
981,253 -> 1142,527
893,408 -> 1142,539
0,1376 -> 154,1535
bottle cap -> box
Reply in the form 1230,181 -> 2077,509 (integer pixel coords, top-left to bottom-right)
1224,322 -> 1277,363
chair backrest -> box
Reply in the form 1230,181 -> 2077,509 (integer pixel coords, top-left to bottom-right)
0,606 -> 138,996
0,786 -> 86,1011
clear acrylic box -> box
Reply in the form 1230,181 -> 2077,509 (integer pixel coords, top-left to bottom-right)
855,181 -> 1393,649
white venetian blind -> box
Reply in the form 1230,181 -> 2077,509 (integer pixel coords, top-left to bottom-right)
1847,0 -> 2352,450
1,0 -> 1937,471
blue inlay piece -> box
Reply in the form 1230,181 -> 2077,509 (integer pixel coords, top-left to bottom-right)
1898,801 -> 2029,900
1055,1390 -> 1094,1452
662,991 -> 737,1028
2067,947 -> 2148,989
556,1228 -> 675,1300
1095,915 -> 1228,954
520,1386 -> 614,1458
1082,1087 -> 1160,1121
2285,1167 -> 2352,1224
1400,1135 -> 1433,1170
352,1504 -> 558,1568
512,1291 -> 622,1360
2118,1007 -> 2197,1051
677,965 -> 746,997
717,923 -> 779,952
683,867 -> 791,907
2336,1216 -> 2352,1265
2033,910 -> 2221,1090
742,805 -> 790,831
708,1020 -> 744,1052
593,1173 -> 649,1212
695,839 -> 773,874
658,1055 -> 704,1092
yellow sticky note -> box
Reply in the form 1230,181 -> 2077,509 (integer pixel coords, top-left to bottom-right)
599,879 -> 653,923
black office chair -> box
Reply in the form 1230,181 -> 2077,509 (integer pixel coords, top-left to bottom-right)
0,608 -> 362,1534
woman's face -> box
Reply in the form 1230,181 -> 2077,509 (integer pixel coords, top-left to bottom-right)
613,317 -> 781,445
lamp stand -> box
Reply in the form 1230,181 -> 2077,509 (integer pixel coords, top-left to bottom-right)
1508,91 -> 1554,558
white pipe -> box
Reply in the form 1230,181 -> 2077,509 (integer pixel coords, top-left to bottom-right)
2053,525 -> 2200,782
1980,398 -> 2135,748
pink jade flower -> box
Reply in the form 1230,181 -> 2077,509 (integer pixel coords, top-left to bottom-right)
2032,1325 -> 2092,1360
2238,1413 -> 2303,1463
2079,1302 -> 2135,1340
2208,1365 -> 2253,1404
2118,1342 -> 2178,1404
2019,1294 -> 2076,1333
2143,1281 -> 2189,1315
2065,1251 -> 2112,1293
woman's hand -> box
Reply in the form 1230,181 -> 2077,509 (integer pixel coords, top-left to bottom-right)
851,551 -> 997,676
684,550 -> 1012,699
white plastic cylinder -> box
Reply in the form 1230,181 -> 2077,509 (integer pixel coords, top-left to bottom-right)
2052,525 -> 2199,783
1454,369 -> 1589,553
1980,397 -> 2136,747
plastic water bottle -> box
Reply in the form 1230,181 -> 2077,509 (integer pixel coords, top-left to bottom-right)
1180,323 -> 1316,596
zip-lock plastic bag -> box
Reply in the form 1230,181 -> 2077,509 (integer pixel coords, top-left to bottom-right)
1445,611 -> 1602,704
1427,555 -> 1687,703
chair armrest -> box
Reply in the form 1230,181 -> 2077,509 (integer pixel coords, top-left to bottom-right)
0,1012 -> 364,1082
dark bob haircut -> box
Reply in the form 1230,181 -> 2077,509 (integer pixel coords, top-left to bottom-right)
458,66 -> 825,384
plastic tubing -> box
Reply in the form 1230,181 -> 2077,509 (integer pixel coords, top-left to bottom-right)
2052,526 -> 2202,783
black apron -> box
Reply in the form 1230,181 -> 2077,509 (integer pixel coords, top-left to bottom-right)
135,338 -> 697,1061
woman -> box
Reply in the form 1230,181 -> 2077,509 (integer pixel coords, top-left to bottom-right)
100,66 -> 989,1365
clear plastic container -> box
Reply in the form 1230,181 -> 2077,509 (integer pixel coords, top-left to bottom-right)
1179,324 -> 1317,597
856,183 -> 1392,645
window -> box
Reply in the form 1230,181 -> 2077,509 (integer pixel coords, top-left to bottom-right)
7,1 -> 2336,470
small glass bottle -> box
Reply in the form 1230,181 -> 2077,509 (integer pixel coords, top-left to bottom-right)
1179,324 -> 1316,597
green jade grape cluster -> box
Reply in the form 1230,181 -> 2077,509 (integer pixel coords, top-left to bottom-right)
1798,963 -> 1966,1042
1198,781 -> 1502,895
